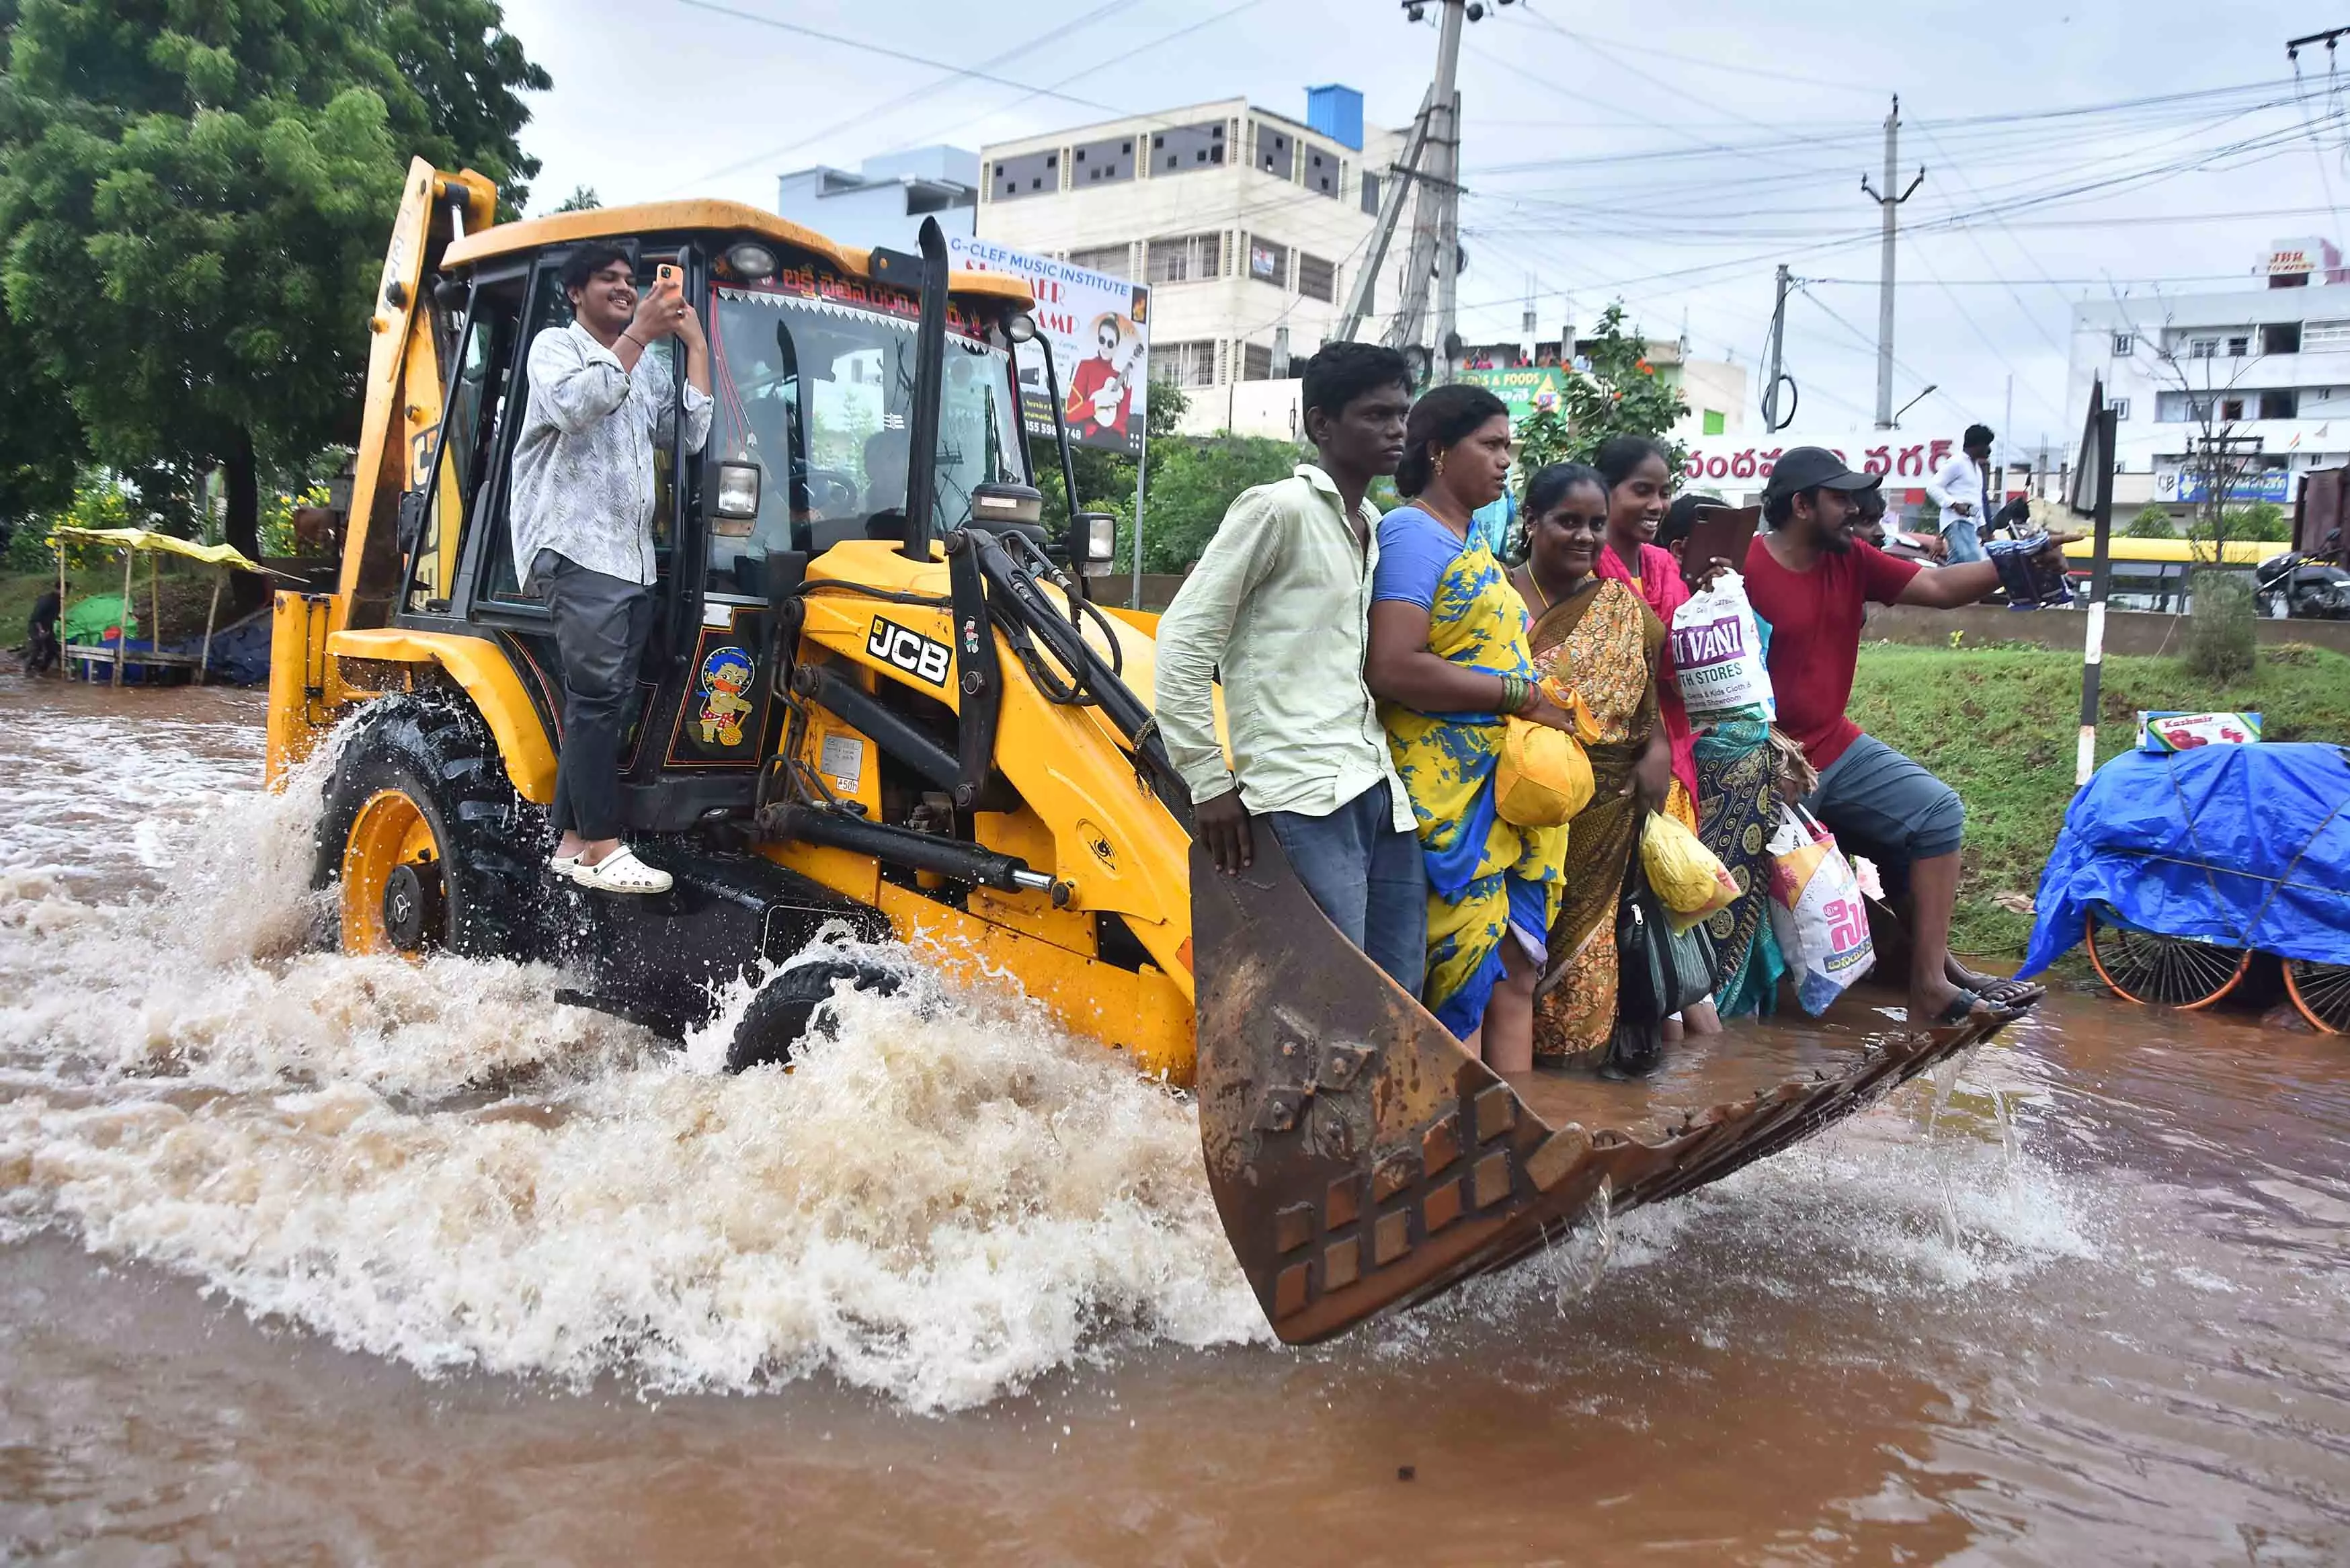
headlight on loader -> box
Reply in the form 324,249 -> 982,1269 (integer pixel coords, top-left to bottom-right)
715,462 -> 762,524
1078,511 -> 1118,573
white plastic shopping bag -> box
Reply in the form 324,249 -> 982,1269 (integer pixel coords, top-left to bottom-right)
1670,570 -> 1775,724
1765,804 -> 1875,1015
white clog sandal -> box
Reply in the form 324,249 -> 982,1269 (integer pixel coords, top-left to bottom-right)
570,845 -> 673,895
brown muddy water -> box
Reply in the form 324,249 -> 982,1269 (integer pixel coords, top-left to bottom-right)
0,671 -> 2344,1565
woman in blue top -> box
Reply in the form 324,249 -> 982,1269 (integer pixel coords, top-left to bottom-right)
1365,385 -> 1579,1070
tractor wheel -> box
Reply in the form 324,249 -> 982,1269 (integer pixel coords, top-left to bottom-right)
2283,959 -> 2350,1034
727,958 -> 903,1073
314,694 -> 542,960
2084,913 -> 2250,1010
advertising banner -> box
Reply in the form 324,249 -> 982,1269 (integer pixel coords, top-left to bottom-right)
946,237 -> 1149,457
2158,466 -> 2296,505
1462,365 -> 1570,423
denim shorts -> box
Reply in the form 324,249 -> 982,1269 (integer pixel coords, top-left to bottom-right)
1804,733 -> 1966,880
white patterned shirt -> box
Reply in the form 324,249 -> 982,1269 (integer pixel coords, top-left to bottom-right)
510,321 -> 712,589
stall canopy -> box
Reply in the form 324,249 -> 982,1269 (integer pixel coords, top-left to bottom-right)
2021,742 -> 2350,977
50,526 -> 267,573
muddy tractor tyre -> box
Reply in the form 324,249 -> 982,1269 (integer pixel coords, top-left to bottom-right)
314,694 -> 544,961
727,959 -> 903,1073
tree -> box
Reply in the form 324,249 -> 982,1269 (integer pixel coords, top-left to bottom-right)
2125,504 -> 2177,540
1118,433 -> 1299,573
0,0 -> 548,586
554,183 -> 600,212
0,288 -> 81,538
1560,304 -> 1689,469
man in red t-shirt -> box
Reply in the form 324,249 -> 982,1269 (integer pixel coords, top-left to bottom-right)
1745,448 -> 2072,1030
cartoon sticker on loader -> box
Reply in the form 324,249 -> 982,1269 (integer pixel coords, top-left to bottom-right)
697,647 -> 754,746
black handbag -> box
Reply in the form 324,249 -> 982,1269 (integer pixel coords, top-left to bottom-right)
1603,821 -> 1719,1077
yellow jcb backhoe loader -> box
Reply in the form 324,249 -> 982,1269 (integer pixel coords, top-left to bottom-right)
272,161 -> 2005,1344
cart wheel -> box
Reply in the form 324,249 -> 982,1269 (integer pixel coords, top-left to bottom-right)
2085,915 -> 2251,1009
2283,958 -> 2350,1035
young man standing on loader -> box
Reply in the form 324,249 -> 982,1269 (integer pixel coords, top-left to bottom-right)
510,243 -> 713,894
1154,342 -> 1427,993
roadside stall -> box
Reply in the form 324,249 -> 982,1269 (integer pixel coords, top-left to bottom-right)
50,527 -> 268,688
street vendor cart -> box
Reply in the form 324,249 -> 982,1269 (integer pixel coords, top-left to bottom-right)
51,526 -> 268,687
2019,741 -> 2350,1034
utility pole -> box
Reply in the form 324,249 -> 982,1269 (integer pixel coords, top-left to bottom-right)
1760,263 -> 1795,431
1860,95 -> 1925,429
1389,0 -> 1467,376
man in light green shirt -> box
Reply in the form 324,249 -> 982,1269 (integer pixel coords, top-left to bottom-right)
1153,343 -> 1426,993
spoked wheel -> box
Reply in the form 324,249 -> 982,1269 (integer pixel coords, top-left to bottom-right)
2283,959 -> 2350,1034
2085,913 -> 2251,1009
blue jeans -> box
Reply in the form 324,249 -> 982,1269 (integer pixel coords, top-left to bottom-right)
1264,780 -> 1428,996
1941,515 -> 1985,563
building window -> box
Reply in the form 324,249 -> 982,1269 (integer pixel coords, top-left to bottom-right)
2221,397 -> 2246,421
2111,332 -> 2133,357
1153,339 -> 1219,387
1071,136 -> 1136,186
1296,251 -> 1336,302
2305,319 -> 2350,348
2109,397 -> 2131,421
2261,322 -> 2302,355
1067,243 -> 1130,280
1146,231 -> 1223,284
2259,389 -> 2298,419
990,150 -> 1059,201
1151,122 -> 1226,175
1252,121 -> 1293,180
1247,237 -> 1288,286
2187,337 -> 2218,359
2228,335 -> 2250,357
1702,409 -> 1727,436
1361,171 -> 1381,216
1307,149 -> 1338,198
1242,341 -> 1274,381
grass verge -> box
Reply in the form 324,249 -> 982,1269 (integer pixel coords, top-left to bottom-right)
1848,640 -> 2350,956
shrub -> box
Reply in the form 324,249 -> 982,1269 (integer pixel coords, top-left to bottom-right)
2184,571 -> 2257,679
2125,505 -> 2177,539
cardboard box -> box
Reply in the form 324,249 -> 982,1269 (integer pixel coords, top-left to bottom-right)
2136,711 -> 2263,752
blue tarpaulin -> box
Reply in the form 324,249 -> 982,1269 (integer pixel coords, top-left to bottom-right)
2020,741 -> 2350,978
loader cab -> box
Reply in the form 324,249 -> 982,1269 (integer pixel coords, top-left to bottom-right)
385,224 -> 1037,836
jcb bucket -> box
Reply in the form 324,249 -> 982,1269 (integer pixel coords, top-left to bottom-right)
1190,837 -> 2009,1344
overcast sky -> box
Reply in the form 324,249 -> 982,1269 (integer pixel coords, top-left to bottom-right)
499,0 -> 2337,450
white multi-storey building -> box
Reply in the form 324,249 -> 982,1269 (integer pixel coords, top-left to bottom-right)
2067,239 -> 2350,513
975,87 -> 1411,438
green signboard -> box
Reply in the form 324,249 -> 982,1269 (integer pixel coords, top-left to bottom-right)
1461,366 -> 1569,423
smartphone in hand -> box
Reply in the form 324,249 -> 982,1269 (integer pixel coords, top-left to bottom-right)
655,263 -> 682,292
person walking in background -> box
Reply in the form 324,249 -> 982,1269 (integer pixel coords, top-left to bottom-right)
1924,424 -> 1996,565
1510,462 -> 1677,1069
1153,343 -> 1428,994
1744,447 -> 2069,1029
510,242 -> 712,896
1366,385 -> 1578,1069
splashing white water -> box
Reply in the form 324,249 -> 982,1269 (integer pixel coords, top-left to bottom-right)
0,694 -> 1264,1411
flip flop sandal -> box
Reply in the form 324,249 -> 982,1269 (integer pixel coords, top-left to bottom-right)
571,845 -> 673,895
1931,989 -> 2024,1030
1970,975 -> 2047,1007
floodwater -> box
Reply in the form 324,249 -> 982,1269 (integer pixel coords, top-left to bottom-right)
0,672 -> 2343,1565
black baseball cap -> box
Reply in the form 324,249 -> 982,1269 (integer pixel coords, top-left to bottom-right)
1764,446 -> 1881,503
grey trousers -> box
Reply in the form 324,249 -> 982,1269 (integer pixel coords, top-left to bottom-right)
535,550 -> 655,842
